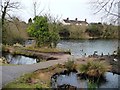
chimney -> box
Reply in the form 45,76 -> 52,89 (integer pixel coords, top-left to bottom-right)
67,17 -> 69,20
75,18 -> 77,21
85,19 -> 87,22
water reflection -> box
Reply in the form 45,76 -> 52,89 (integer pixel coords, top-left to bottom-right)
4,54 -> 38,65
51,72 -> 119,88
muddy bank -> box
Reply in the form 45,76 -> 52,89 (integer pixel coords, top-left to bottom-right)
103,55 -> 119,74
2,46 -> 71,61
2,45 -> 119,74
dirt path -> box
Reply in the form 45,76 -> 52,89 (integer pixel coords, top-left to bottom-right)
0,54 -> 71,89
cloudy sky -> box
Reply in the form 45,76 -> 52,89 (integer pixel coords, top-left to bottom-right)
9,0 -> 103,23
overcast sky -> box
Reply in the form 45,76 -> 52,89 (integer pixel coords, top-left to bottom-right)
9,0 -> 103,23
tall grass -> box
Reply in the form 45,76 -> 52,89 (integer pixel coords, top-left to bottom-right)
78,60 -> 111,89
79,60 -> 110,77
87,80 -> 98,90
64,59 -> 76,71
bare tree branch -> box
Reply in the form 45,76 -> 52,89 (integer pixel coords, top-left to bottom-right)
91,0 -> 119,24
7,2 -> 20,9
32,0 -> 45,17
1,0 -> 21,26
6,13 -> 20,33
94,0 -> 110,14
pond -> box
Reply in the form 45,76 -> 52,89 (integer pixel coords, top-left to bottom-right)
57,39 -> 118,57
51,71 -> 120,89
3,53 -> 39,65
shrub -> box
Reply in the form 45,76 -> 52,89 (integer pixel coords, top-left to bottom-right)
87,80 -> 98,89
86,24 -> 103,37
79,60 -> 110,77
59,27 -> 70,38
64,59 -> 76,71
27,16 -> 60,47
11,37 -> 25,45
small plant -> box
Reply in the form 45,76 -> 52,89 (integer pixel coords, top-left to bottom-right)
79,60 -> 110,77
64,59 -> 76,71
88,80 -> 97,90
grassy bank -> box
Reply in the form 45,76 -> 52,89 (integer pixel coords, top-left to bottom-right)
2,18 -> 119,46
3,59 -> 111,89
2,45 -> 70,54
2,45 -> 71,64
3,64 -> 66,89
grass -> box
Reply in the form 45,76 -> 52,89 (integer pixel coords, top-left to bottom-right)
24,46 -> 70,53
3,72 -> 49,89
3,64 -> 66,89
64,59 -> 77,71
25,47 -> 62,53
88,80 -> 98,90
79,59 -> 111,77
3,73 -> 42,88
3,45 -> 70,56
2,57 -> 112,89
3,83 -> 43,89
2,45 -> 71,65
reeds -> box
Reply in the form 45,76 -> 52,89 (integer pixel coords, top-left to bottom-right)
79,60 -> 111,77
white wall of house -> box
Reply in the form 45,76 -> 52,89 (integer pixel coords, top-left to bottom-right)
62,19 -> 88,26
62,20 -> 70,25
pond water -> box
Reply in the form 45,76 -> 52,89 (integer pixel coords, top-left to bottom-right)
57,39 -> 118,57
3,54 -> 39,65
51,72 -> 119,88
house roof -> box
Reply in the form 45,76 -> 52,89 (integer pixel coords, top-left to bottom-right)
63,19 -> 88,24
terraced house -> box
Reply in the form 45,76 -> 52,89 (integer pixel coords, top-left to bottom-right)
62,18 -> 88,26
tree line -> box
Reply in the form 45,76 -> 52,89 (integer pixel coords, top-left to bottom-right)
59,23 -> 118,39
1,0 -> 119,48
1,16 -> 118,46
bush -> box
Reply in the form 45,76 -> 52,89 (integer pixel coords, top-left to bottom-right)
12,37 -> 25,45
59,26 -> 70,38
2,18 -> 28,45
64,59 -> 76,71
86,24 -> 103,37
79,60 -> 110,77
27,16 -> 60,47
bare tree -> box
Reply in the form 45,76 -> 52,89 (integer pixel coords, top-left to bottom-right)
1,0 -> 20,26
7,14 -> 21,32
44,13 -> 62,23
1,0 -> 21,44
32,0 -> 44,17
91,0 -> 120,23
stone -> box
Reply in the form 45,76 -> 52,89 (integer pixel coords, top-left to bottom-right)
0,57 -> 8,64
